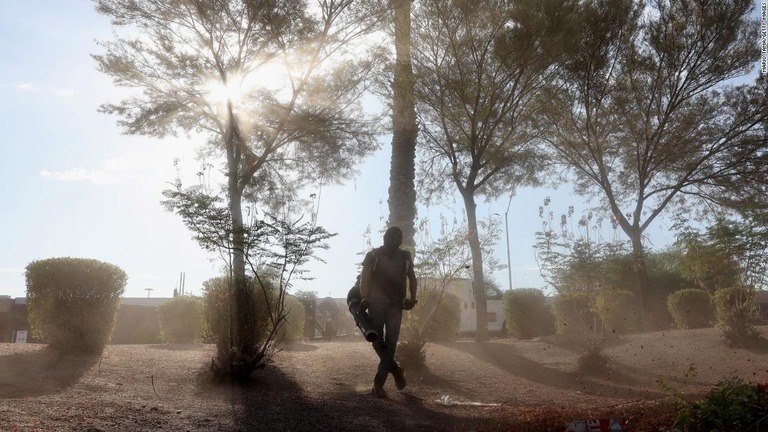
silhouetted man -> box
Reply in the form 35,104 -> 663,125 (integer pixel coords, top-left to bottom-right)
360,226 -> 418,398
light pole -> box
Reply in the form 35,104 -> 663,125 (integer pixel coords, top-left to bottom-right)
504,195 -> 513,291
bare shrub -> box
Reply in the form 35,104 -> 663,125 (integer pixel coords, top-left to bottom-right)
576,338 -> 610,374
552,292 -> 596,338
202,275 -> 281,370
277,296 -> 305,344
713,287 -> 761,345
403,287 -> 461,342
596,288 -> 640,336
396,286 -> 461,373
396,332 -> 428,375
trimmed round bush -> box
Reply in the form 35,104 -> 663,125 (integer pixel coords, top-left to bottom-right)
552,291 -> 596,337
713,286 -> 760,344
503,288 -> 555,339
667,289 -> 714,330
158,296 -> 203,343
596,288 -> 640,335
25,257 -> 127,353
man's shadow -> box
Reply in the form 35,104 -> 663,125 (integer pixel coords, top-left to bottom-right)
213,364 -> 491,432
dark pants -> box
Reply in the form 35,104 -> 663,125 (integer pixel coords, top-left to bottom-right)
367,301 -> 402,385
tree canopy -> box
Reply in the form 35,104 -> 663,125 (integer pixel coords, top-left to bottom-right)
540,0 -> 767,316
94,0 -> 384,379
410,0 -> 575,339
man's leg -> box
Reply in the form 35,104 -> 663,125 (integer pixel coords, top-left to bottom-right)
382,305 -> 406,390
367,302 -> 389,397
372,304 -> 402,385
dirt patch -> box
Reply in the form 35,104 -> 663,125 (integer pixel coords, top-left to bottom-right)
1,327 -> 766,431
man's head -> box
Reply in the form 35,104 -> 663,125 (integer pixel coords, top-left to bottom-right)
382,226 -> 403,252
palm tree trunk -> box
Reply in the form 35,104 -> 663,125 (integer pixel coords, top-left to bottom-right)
388,0 -> 417,252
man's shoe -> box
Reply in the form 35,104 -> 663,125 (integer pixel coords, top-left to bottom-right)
371,384 -> 388,398
393,367 -> 407,391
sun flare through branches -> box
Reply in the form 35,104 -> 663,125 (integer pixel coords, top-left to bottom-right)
202,61 -> 293,116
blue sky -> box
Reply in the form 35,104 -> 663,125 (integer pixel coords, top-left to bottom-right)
0,1 -> 759,300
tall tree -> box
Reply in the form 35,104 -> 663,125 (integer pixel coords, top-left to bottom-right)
412,0 -> 574,340
93,0 -> 381,378
541,0 -> 767,322
387,0 -> 418,252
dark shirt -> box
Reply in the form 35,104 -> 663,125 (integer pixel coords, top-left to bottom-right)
363,247 -> 412,303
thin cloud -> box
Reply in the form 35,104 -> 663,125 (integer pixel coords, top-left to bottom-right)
40,168 -> 118,185
2,81 -> 75,97
53,89 -> 75,97
15,82 -> 36,91
40,152 -> 184,186
0,267 -> 24,274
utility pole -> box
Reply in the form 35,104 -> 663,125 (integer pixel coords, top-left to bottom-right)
145,288 -> 154,298
504,195 -> 513,291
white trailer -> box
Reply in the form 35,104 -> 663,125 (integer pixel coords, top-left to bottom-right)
423,278 -> 506,335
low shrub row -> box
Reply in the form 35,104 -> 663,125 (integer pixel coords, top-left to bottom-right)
23,258 -> 305,353
502,285 -> 762,347
23,256 -> 762,354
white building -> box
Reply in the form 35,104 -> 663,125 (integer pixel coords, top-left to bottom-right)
421,278 -> 506,335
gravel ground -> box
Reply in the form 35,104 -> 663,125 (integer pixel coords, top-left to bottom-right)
1,326 -> 766,431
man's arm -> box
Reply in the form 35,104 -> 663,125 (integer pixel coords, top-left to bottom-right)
406,256 -> 417,300
407,268 -> 417,300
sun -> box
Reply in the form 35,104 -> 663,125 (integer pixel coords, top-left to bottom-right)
204,73 -> 246,106
203,61 -> 291,109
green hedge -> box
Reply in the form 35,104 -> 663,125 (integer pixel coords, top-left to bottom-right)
667,289 -> 714,330
596,288 -> 640,335
25,257 -> 127,353
158,296 -> 203,343
503,288 -> 555,339
112,305 -> 161,344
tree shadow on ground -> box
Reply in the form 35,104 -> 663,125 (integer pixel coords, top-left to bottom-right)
439,341 -> 666,400
147,343 -> 207,351
277,342 -> 319,352
0,347 -> 99,398
215,365 -> 498,432
731,335 -> 768,355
